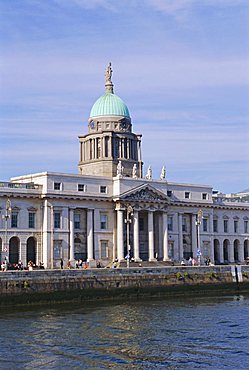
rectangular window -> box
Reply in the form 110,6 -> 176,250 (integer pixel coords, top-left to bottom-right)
168,216 -> 173,231
54,182 -> 61,190
100,241 -> 108,258
234,220 -> 238,233
54,212 -> 61,229
167,190 -> 172,197
11,212 -> 18,228
100,214 -> 108,230
100,186 -> 107,194
28,212 -> 35,228
185,192 -> 190,199
203,218 -> 208,232
74,214 -> 80,229
139,218 -> 144,231
244,220 -> 248,234
182,217 -> 187,232
224,219 -> 228,233
213,219 -> 218,232
78,184 -> 85,192
202,193 -> 207,200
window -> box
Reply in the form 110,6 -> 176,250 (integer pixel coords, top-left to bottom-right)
185,192 -> 190,199
100,186 -> 107,194
203,218 -> 208,232
100,214 -> 108,230
213,219 -> 218,232
202,193 -> 207,200
224,219 -> 228,233
234,220 -> 238,233
100,241 -> 108,258
28,212 -> 35,228
139,218 -> 144,231
54,182 -> 61,190
244,220 -> 248,234
78,184 -> 85,192
167,190 -> 172,197
54,212 -> 61,229
11,212 -> 18,228
74,214 -> 80,229
168,216 -> 173,231
182,217 -> 187,232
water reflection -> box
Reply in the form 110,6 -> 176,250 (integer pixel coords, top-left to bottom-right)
0,295 -> 249,369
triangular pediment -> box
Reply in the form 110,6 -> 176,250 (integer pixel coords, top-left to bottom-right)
117,184 -> 170,204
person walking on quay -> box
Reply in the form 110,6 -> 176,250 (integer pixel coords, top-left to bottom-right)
60,258 -> 63,269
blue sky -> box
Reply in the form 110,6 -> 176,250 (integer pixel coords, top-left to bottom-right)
0,0 -> 248,193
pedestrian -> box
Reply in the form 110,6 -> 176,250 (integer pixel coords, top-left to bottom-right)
60,258 -> 63,269
67,260 -> 71,269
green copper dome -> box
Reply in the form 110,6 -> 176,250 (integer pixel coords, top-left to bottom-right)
90,93 -> 130,118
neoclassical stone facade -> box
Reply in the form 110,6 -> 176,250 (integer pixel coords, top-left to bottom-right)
0,65 -> 248,268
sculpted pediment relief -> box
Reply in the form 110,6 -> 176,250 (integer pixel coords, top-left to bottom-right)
118,184 -> 170,204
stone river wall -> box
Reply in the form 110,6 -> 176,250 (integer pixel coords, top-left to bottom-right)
0,265 -> 249,306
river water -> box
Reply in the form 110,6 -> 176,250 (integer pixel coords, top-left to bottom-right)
0,294 -> 248,369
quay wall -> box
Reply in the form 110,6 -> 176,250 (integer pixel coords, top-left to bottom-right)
0,266 -> 249,306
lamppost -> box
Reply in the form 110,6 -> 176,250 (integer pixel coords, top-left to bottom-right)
2,198 -> 12,263
124,205 -> 133,268
196,209 -> 203,266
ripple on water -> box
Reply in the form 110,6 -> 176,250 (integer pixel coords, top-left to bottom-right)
0,295 -> 249,369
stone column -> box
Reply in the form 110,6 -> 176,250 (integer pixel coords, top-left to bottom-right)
219,241 -> 224,263
133,210 -> 140,261
228,241 -> 234,263
87,209 -> 94,262
191,214 -> 197,259
127,139 -> 130,159
20,241 -> 26,266
148,211 -> 156,261
238,241 -> 244,262
42,199 -> 52,269
162,212 -> 169,261
117,209 -> 124,261
69,209 -> 74,262
178,213 -> 183,260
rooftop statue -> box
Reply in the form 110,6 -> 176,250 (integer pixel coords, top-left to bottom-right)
105,62 -> 113,84
145,165 -> 152,180
105,62 -> 114,93
117,160 -> 124,177
132,164 -> 137,179
160,166 -> 166,180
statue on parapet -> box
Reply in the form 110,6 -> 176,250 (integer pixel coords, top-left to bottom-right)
145,165 -> 152,180
132,164 -> 137,179
160,166 -> 166,180
117,160 -> 124,177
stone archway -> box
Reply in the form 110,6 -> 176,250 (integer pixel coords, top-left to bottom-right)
223,239 -> 229,262
214,239 -> 220,264
27,237 -> 36,265
244,240 -> 249,259
74,237 -> 87,261
9,237 -> 20,264
234,239 -> 240,262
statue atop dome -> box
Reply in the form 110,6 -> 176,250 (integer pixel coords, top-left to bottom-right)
105,62 -> 114,94
105,62 -> 112,83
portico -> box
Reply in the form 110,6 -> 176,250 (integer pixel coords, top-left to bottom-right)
114,184 -> 170,262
